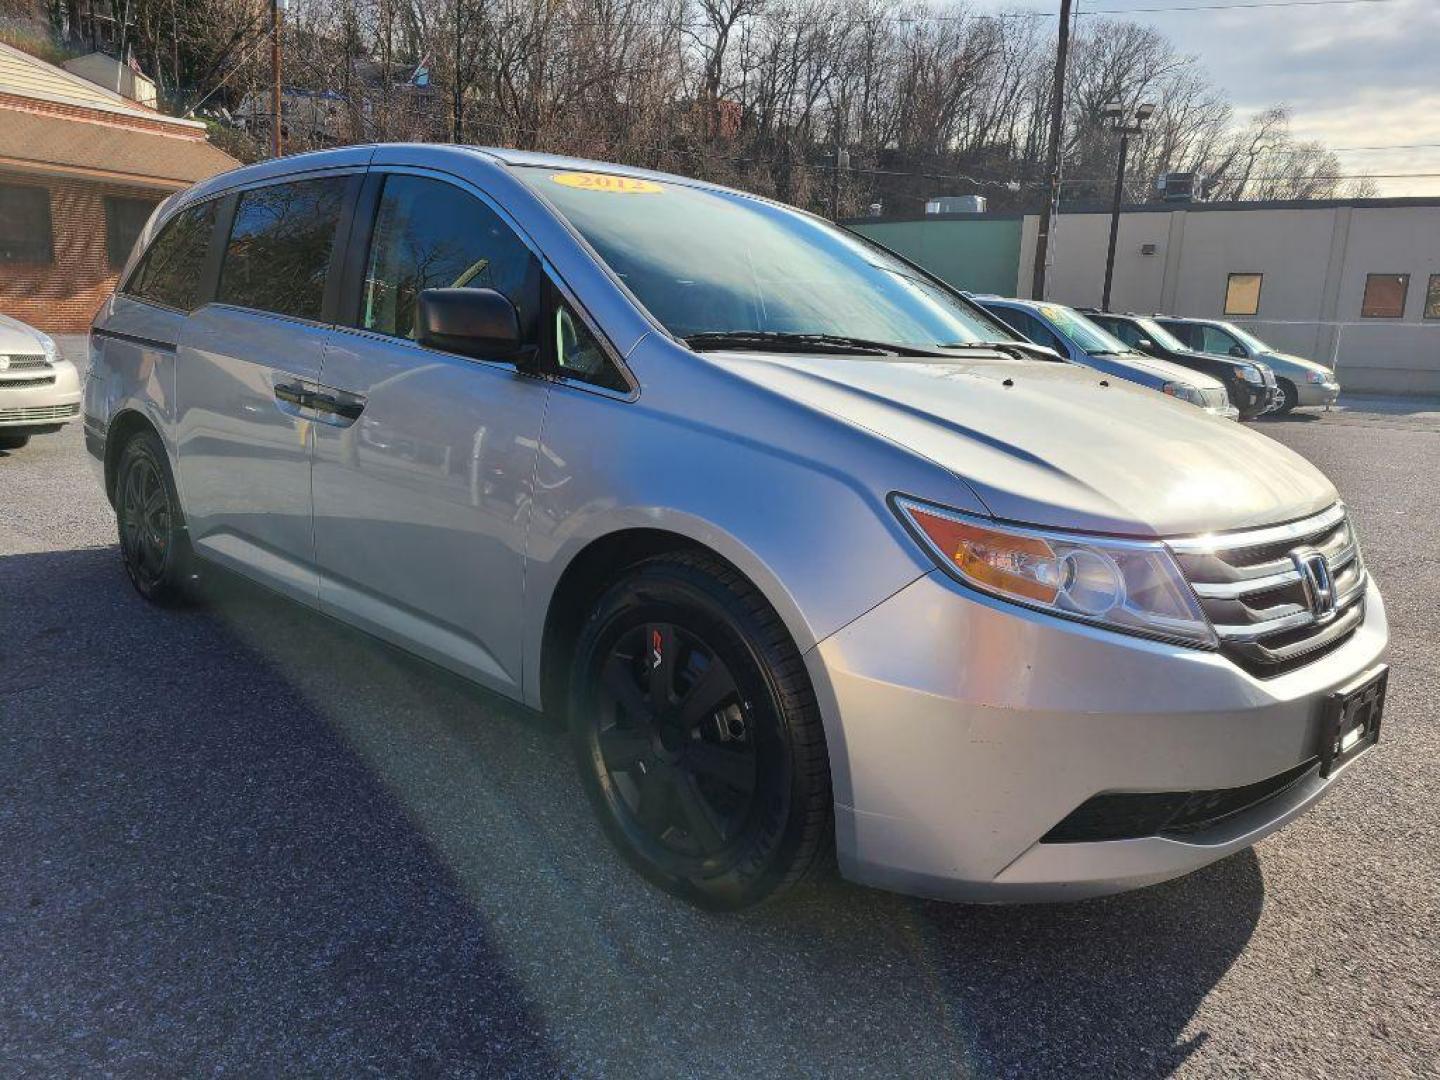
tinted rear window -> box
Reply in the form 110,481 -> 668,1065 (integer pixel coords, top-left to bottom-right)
124,199 -> 217,311
219,177 -> 346,321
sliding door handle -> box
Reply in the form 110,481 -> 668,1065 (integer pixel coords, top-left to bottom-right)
274,382 -> 312,408
309,392 -> 365,421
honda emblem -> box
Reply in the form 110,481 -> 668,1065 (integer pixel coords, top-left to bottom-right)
1293,547 -> 1336,619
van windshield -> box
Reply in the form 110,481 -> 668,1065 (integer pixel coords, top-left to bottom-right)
517,167 -> 1013,350
1035,303 -> 1132,355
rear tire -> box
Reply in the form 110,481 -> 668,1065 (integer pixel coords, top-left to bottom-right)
1276,379 -> 1299,415
0,433 -> 30,450
114,429 -> 197,606
568,552 -> 833,910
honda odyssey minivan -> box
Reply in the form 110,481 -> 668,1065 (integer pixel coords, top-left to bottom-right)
85,146 -> 1389,909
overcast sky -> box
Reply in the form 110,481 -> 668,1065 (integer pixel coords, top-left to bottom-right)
974,0 -> 1439,196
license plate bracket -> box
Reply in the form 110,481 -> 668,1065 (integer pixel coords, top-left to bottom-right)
1319,665 -> 1387,778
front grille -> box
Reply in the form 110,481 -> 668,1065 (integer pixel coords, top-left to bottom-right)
1170,504 -> 1366,677
0,354 -> 50,372
1200,386 -> 1230,410
1042,758 -> 1319,843
0,375 -> 56,389
0,403 -> 79,422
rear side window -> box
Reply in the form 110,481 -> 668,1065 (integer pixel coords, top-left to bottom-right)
358,174 -> 541,343
124,200 -> 217,311
1162,321 -> 1201,349
219,177 -> 346,321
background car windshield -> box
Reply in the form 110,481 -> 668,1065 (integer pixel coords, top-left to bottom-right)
1038,304 -> 1131,354
518,168 -> 1010,347
1219,321 -> 1270,352
1137,317 -> 1189,352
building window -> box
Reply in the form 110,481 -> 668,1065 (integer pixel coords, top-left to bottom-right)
105,196 -> 160,270
0,184 -> 53,263
1223,273 -> 1263,316
1361,273 -> 1409,319
1424,275 -> 1440,320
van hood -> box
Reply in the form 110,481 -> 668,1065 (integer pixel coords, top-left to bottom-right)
1102,350 -> 1227,390
710,351 -> 1336,538
0,312 -> 47,355
1261,350 -> 1334,377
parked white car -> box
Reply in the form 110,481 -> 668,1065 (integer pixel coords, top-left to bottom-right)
0,313 -> 81,450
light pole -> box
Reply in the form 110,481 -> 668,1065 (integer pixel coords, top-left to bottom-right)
1031,0 -> 1074,301
1100,100 -> 1155,312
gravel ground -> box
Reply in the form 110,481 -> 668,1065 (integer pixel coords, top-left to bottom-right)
1,400 -> 1436,1078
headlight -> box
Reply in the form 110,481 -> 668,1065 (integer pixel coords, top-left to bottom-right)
1237,364 -> 1264,384
1306,369 -> 1331,384
894,497 -> 1217,648
1161,381 -> 1202,405
36,331 -> 58,362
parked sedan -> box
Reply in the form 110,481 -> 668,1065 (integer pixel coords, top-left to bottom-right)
1155,316 -> 1341,414
974,296 -> 1238,420
1083,311 -> 1279,420
0,312 -> 81,450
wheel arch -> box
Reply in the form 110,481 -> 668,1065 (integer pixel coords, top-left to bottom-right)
533,522 -> 813,722
103,408 -> 165,505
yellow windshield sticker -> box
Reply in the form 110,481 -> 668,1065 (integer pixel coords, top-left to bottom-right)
551,172 -> 663,194
1039,304 -> 1065,321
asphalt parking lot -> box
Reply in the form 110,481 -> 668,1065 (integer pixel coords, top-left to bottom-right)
2,401 -> 1437,1078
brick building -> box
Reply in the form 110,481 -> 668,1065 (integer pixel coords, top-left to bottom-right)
0,42 -> 238,334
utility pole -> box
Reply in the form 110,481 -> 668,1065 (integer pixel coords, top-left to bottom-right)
452,0 -> 464,142
1031,0 -> 1073,300
270,0 -> 283,158
832,146 -> 849,220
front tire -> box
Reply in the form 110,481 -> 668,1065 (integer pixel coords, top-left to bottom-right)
114,429 -> 196,606
1276,379 -> 1299,415
569,552 -> 833,910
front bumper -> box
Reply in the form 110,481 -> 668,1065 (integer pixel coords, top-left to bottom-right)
807,570 -> 1388,903
1297,379 -> 1341,407
1208,403 -> 1241,422
0,360 -> 82,429
1230,380 -> 1272,418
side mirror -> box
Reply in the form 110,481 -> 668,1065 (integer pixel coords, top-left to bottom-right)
1136,338 -> 1154,351
416,287 -> 534,367
1229,344 -> 1248,358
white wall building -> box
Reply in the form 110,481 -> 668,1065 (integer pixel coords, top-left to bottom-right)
1017,199 -> 1440,395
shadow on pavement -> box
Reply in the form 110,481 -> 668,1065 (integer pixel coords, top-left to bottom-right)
1,545 -> 1264,1077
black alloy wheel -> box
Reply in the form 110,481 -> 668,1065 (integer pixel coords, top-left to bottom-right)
1276,379 -> 1300,415
570,553 -> 832,910
596,621 -> 759,859
115,431 -> 195,605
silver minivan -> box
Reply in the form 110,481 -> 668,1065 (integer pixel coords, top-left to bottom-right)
86,146 -> 1389,909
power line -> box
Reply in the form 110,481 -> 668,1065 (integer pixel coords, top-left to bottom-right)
1330,142 -> 1440,153
1079,0 -> 1395,12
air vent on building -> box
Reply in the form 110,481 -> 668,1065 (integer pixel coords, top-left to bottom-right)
1155,173 -> 1206,203
1140,243 -> 1158,256
925,195 -> 987,214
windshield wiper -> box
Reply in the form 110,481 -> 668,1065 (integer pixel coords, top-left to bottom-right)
683,331 -> 947,358
940,340 -> 1065,363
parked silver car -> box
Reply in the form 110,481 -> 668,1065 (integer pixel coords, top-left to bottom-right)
86,146 -> 1389,909
1156,316 -> 1341,414
974,296 -> 1239,420
0,312 -> 81,450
